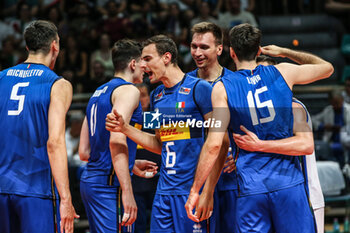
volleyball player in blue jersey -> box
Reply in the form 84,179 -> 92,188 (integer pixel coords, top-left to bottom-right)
186,23 -> 333,232
188,22 -> 238,232
106,35 -> 214,233
0,20 -> 78,233
79,39 -> 158,233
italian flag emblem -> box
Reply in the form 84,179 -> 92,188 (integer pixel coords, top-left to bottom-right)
176,102 -> 185,109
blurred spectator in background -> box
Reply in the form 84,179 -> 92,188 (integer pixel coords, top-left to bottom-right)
96,0 -> 127,18
45,5 -> 69,42
191,2 -> 218,27
342,76 -> 350,104
241,0 -> 255,12
66,110 -> 85,163
57,34 -> 88,93
132,83 -> 161,233
0,36 -> 20,70
313,91 -> 350,167
218,0 -> 258,29
9,2 -> 34,34
129,0 -> 160,39
90,33 -> 114,78
89,60 -> 109,92
69,2 -> 97,52
97,0 -> 131,43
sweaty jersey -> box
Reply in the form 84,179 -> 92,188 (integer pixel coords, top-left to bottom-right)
81,78 -> 142,186
188,68 -> 237,191
150,74 -> 212,195
0,63 -> 61,198
221,65 -> 304,196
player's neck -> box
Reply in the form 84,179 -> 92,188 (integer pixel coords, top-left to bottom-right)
161,66 -> 184,89
25,53 -> 52,68
235,60 -> 257,72
114,70 -> 133,83
197,63 -> 223,82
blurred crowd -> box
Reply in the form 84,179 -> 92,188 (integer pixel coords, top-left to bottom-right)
3,0 -> 348,94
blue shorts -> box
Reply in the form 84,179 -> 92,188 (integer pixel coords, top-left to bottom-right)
0,193 -> 60,233
217,189 -> 238,233
236,183 -> 316,233
150,194 -> 208,233
80,181 -> 134,233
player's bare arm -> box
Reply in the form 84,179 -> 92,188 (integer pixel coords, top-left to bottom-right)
110,84 -> 140,226
106,109 -> 162,155
233,101 -> 314,155
196,130 -> 229,221
79,116 -> 90,162
185,82 -> 230,222
261,45 -> 334,88
47,79 -> 79,233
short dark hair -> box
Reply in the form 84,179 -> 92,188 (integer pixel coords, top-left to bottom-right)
229,23 -> 261,62
191,22 -> 223,45
24,20 -> 58,54
256,55 -> 277,65
142,35 -> 178,65
111,39 -> 142,72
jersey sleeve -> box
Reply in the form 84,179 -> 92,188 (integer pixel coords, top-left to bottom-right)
194,80 -> 213,116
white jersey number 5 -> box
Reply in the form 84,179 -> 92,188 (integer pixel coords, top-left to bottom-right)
247,86 -> 276,125
8,82 -> 30,116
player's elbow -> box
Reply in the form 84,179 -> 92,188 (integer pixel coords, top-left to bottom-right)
302,142 -> 314,155
47,137 -> 64,155
206,141 -> 222,157
322,62 -> 334,79
79,149 -> 90,162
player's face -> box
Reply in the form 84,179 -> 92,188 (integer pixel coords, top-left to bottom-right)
141,44 -> 165,84
191,32 -> 222,69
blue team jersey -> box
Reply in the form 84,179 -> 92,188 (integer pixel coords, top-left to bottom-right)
0,63 -> 61,198
221,65 -> 304,196
81,78 -> 142,186
188,68 -> 237,191
150,74 -> 212,195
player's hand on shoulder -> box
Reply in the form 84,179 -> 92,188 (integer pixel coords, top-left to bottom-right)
105,109 -> 126,132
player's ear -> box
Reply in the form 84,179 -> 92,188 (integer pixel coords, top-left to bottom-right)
257,46 -> 262,57
163,52 -> 172,65
130,59 -> 136,72
217,44 -> 223,56
229,47 -> 236,59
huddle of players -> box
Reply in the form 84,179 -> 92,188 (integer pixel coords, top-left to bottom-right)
0,19 -> 332,233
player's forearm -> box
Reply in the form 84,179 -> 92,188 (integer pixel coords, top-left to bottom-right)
202,135 -> 229,194
259,135 -> 314,156
47,139 -> 72,202
111,144 -> 133,193
123,124 -> 162,154
192,141 -> 222,193
281,48 -> 328,65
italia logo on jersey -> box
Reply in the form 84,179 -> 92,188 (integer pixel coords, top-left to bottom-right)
175,102 -> 185,113
179,87 -> 191,94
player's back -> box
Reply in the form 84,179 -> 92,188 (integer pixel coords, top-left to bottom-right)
0,63 -> 60,198
81,78 -> 142,186
221,65 -> 304,196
